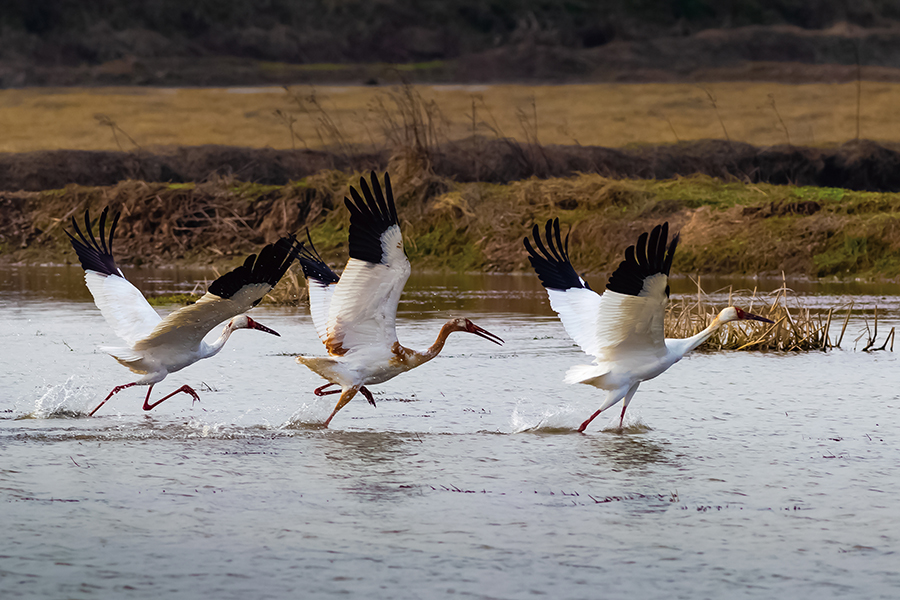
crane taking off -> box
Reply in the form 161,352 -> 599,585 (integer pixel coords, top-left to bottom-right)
525,219 -> 773,432
67,208 -> 301,416
296,172 -> 503,427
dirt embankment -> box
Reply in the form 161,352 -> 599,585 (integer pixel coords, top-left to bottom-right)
3,170 -> 900,281
2,138 -> 900,194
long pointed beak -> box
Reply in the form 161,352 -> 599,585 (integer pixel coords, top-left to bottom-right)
468,323 -> 504,346
742,311 -> 775,324
248,318 -> 281,337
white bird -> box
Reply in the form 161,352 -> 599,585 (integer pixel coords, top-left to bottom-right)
525,218 -> 773,433
67,208 -> 302,416
296,172 -> 504,427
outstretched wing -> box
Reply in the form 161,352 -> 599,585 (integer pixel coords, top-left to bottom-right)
596,222 -> 679,356
324,172 -> 411,357
296,230 -> 340,344
135,235 -> 302,351
524,218 -> 603,357
66,208 -> 161,347
525,219 -> 680,360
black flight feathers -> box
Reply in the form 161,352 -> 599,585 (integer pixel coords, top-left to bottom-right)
208,234 -> 303,303
523,218 -> 589,292
66,207 -> 122,278
344,172 -> 399,265
296,230 -> 340,285
605,223 -> 679,297
66,207 -> 304,304
524,219 -> 679,298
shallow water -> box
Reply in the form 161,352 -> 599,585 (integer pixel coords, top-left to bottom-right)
2,268 -> 900,599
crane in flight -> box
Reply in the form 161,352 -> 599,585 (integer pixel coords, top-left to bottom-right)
67,208 -> 302,416
296,172 -> 504,427
525,219 -> 773,432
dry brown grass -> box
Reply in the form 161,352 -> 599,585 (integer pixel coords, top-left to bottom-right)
666,278 -> 837,351
3,82 -> 900,153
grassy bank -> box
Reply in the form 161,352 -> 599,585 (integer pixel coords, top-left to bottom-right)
4,171 -> 900,281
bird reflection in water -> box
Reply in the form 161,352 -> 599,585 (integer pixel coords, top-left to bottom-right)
317,430 -> 424,503
580,433 -> 672,471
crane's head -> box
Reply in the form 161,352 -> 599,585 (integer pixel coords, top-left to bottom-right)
447,318 -> 504,345
230,314 -> 281,336
719,306 -> 774,325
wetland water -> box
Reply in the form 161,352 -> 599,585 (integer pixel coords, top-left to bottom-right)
2,267 -> 899,599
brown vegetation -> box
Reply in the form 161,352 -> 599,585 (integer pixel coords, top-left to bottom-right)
666,281 -> 834,351
3,81 -> 900,154
5,170 -> 900,282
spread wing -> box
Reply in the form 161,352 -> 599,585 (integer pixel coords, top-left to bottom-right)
134,235 -> 302,351
598,222 -> 678,357
66,208 -> 161,347
525,218 -> 679,360
324,172 -> 411,357
524,218 -> 603,357
296,231 -> 340,344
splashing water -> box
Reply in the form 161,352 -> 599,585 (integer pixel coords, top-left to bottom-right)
281,401 -> 328,429
509,400 -> 651,434
509,400 -> 581,433
17,375 -> 93,419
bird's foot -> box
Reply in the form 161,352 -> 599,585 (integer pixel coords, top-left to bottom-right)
143,384 -> 201,411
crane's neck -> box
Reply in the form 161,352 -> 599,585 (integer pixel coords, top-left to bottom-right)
667,313 -> 730,358
201,323 -> 237,360
397,321 -> 457,369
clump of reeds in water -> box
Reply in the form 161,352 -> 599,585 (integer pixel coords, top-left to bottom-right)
665,279 -> 835,352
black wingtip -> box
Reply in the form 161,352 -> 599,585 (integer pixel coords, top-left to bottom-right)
346,171 -> 400,265
297,230 -> 340,284
208,234 -> 302,300
605,222 -> 679,297
524,218 -> 586,291
66,207 -> 123,277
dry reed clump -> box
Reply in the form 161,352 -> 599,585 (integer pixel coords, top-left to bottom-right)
666,279 -> 835,352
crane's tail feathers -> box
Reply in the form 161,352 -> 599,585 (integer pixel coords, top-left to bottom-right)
103,346 -> 143,363
564,364 -> 609,387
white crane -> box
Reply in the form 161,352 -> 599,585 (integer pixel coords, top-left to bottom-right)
67,208 -> 302,416
296,172 -> 504,427
525,219 -> 773,433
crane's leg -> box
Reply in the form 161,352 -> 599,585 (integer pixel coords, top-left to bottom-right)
143,384 -> 200,411
578,386 -> 631,433
323,386 -> 359,427
314,383 -> 340,396
617,382 -> 641,432
90,382 -> 140,416
359,386 -> 376,407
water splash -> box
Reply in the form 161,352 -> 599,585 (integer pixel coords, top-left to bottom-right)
16,376 -> 92,419
509,401 -> 580,433
281,402 -> 328,430
510,400 -> 651,434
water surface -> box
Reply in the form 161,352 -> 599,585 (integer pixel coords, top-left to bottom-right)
2,268 -> 899,599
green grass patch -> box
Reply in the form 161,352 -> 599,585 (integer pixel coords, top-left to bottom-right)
146,293 -> 197,306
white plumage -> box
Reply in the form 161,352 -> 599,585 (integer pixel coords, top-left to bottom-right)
525,218 -> 773,432
67,208 -> 300,416
296,172 -> 503,427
